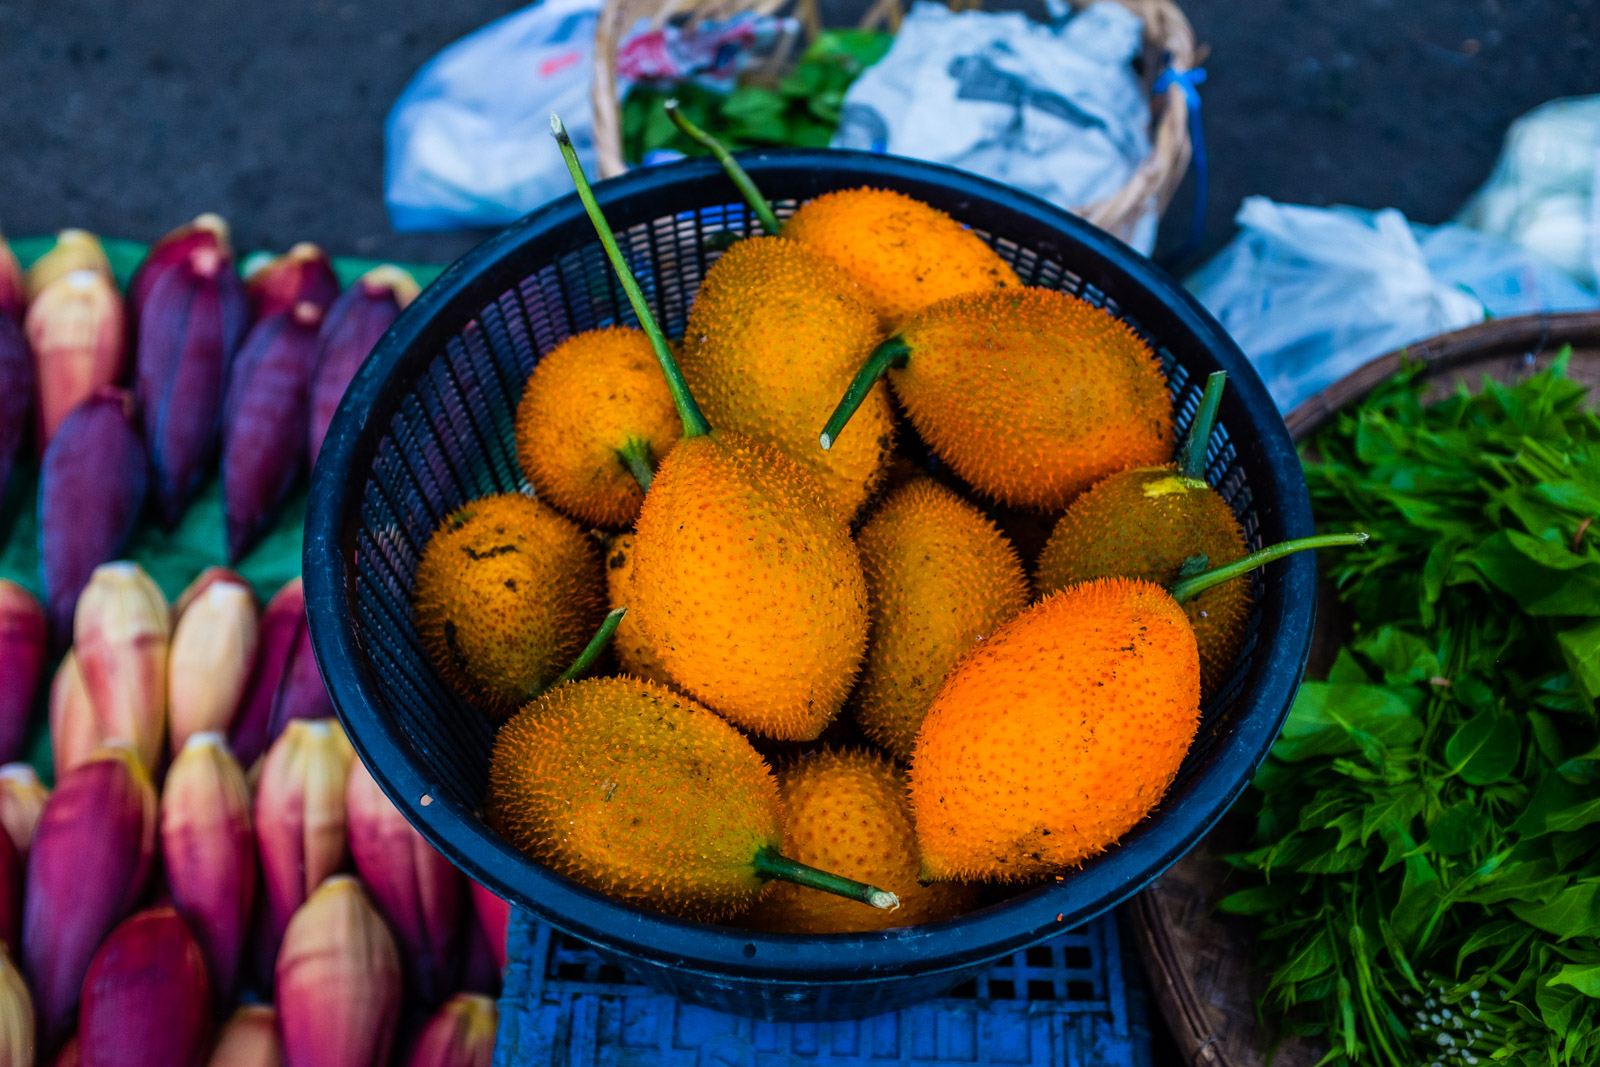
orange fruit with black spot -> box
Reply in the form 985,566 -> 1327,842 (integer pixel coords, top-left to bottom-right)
678,236 -> 893,522
603,533 -> 674,688
743,749 -> 976,933
630,430 -> 869,741
823,287 -> 1172,513
909,577 -> 1200,882
514,327 -> 678,527
854,479 -> 1027,760
783,188 -> 1020,330
411,493 -> 606,716
1036,465 -> 1248,696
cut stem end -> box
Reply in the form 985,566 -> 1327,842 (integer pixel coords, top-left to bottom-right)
820,337 -> 911,451
752,847 -> 899,910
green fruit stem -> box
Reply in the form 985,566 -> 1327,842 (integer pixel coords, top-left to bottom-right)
1169,533 -> 1369,604
616,437 -> 654,493
664,100 -> 782,238
819,337 -> 912,451
548,607 -> 627,691
1181,371 -> 1227,480
552,113 -> 711,439
752,846 -> 901,910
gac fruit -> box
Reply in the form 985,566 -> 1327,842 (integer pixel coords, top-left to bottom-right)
782,188 -> 1020,330
678,237 -> 893,521
602,534 -> 674,688
854,480 -> 1027,760
630,431 -> 869,740
822,287 -> 1173,512
487,677 -> 896,920
909,577 -> 1200,882
515,327 -> 678,527
743,749 -> 976,933
411,493 -> 606,717
1037,466 -> 1247,696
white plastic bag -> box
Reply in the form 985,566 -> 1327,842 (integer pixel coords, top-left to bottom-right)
384,0 -> 606,232
1188,198 -> 1600,413
830,1 -> 1156,251
1456,95 -> 1600,289
384,2 -> 792,231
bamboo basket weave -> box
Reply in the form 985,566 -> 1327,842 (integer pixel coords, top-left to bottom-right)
589,0 -> 1198,245
1126,309 -> 1600,1067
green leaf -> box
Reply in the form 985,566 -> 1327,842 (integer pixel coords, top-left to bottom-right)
1268,926 -> 1336,988
1512,773 -> 1600,838
1273,682 -> 1422,763
1428,801 -> 1492,855
1445,711 -> 1522,784
1509,883 -> 1600,939
1547,962 -> 1600,997
1506,528 -> 1596,570
1217,884 -> 1298,915
1462,532 -> 1600,616
1360,786 -> 1426,844
1352,625 -> 1441,685
1558,617 -> 1600,700
1455,917 -> 1530,971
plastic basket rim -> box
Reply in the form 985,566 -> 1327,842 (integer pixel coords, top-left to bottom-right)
304,147 -> 1316,983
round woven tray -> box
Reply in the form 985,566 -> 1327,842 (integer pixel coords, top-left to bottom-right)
1125,308 -> 1600,1067
588,0 -> 1197,246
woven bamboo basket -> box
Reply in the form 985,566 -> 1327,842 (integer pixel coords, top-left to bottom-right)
1126,309 -> 1600,1067
589,0 -> 1198,245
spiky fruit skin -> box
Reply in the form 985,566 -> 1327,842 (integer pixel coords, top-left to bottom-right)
1036,465 -> 1250,695
744,749 -> 976,934
783,188 -> 1020,330
891,288 -> 1173,512
487,677 -> 780,920
678,237 -> 893,521
412,493 -> 606,717
603,534 -> 674,688
853,480 -> 1027,760
909,578 -> 1200,882
630,431 -> 869,740
514,328 -> 678,528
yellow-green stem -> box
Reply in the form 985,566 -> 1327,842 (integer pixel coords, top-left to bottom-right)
548,607 -> 626,691
751,846 -> 900,910
552,114 -> 710,439
665,100 -> 782,237
1181,371 -> 1226,480
819,337 -> 911,451
1169,533 -> 1369,603
616,437 -> 654,493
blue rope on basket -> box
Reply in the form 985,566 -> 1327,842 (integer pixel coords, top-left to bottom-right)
1154,65 -> 1207,261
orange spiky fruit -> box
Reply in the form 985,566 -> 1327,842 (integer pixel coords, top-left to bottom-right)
602,534 -> 674,688
782,188 -> 1021,330
552,113 -> 868,742
411,493 -> 606,716
822,287 -> 1173,512
743,749 -> 976,933
909,533 -> 1366,881
662,102 -> 1019,332
853,479 -> 1027,760
514,327 -> 678,527
909,577 -> 1200,882
487,677 -> 897,920
1036,373 -> 1249,696
677,236 -> 893,521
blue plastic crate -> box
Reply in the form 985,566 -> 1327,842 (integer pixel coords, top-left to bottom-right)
493,911 -> 1152,1066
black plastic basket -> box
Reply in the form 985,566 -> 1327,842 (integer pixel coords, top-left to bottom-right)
303,149 -> 1315,1022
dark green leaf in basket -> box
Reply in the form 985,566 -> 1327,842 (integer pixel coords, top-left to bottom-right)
1272,681 -> 1421,763
1445,711 -> 1521,785
1267,925 -> 1337,989
1464,532 -> 1600,616
1217,883 -> 1299,915
1427,801 -> 1491,855
1558,617 -> 1600,700
1455,917 -> 1531,971
1510,883 -> 1600,939
1359,785 -> 1426,845
1352,625 -> 1440,686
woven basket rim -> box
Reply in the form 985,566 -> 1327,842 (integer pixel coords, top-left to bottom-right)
589,0 -> 1197,243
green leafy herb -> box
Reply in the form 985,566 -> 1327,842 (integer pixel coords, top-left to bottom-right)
620,30 -> 892,165
1226,353 -> 1600,1065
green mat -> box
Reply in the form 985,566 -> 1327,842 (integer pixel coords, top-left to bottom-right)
1,235 -> 448,781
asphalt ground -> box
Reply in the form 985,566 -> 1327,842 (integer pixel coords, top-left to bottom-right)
2,0 -> 1595,272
